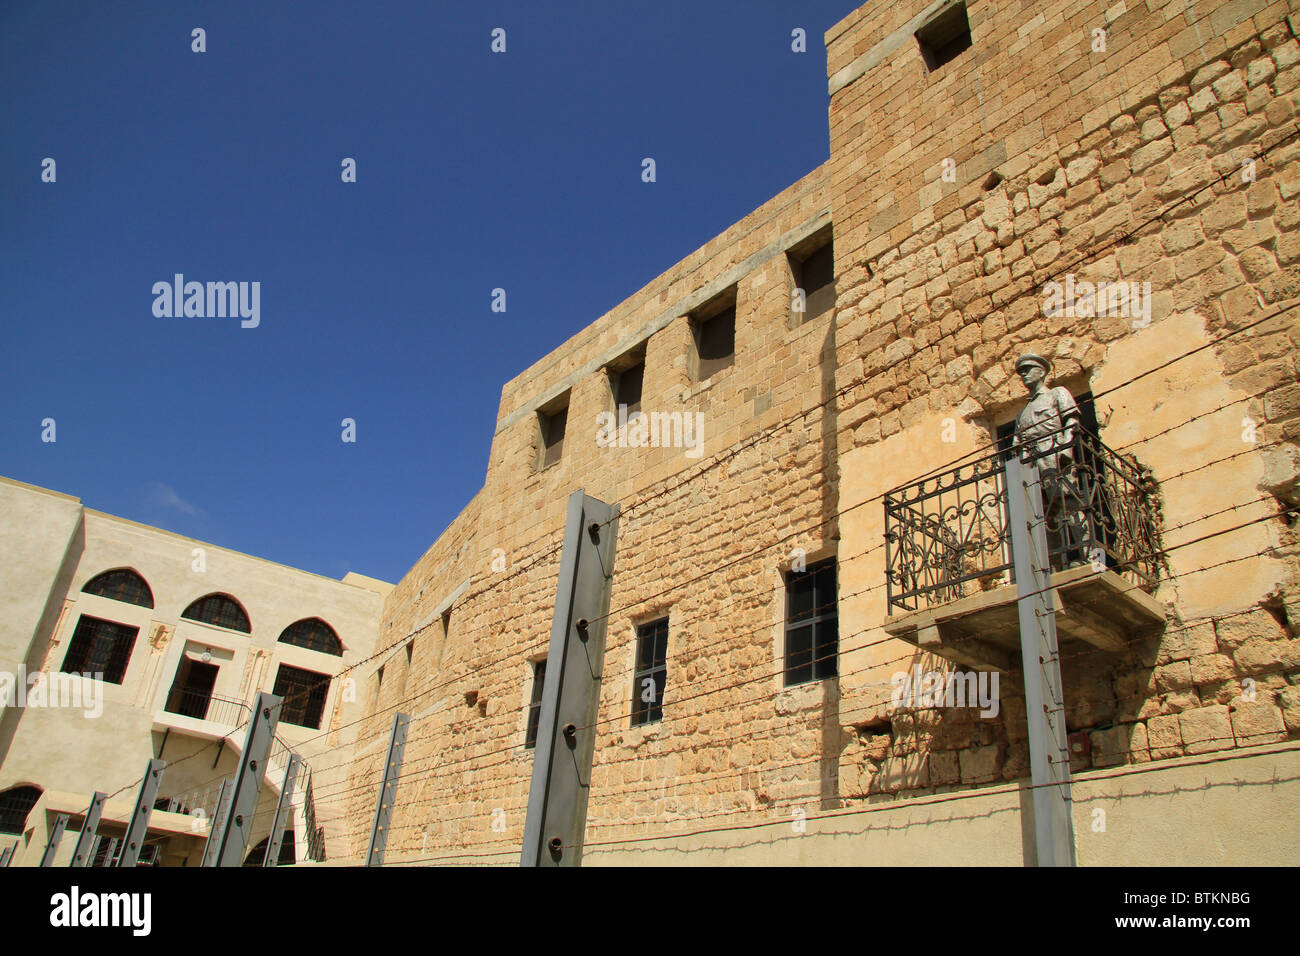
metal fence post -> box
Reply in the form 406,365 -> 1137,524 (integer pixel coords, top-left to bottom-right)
69,792 -> 107,867
39,813 -> 70,867
210,693 -> 282,867
199,779 -> 234,868
117,759 -> 165,867
521,490 -> 619,867
1006,454 -> 1077,866
99,837 -> 119,867
365,712 -> 410,866
264,753 -> 302,867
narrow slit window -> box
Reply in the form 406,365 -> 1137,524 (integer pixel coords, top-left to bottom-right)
631,618 -> 669,726
525,659 -> 547,748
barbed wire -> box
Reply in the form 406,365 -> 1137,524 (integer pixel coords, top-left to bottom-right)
300,528 -> 1293,815
88,113 -> 1300,847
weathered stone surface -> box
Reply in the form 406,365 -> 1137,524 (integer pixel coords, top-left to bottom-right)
1159,622 -> 1218,663
958,744 -> 1002,785
1147,714 -> 1184,758
332,0 -> 1300,860
1179,706 -> 1234,754
1229,697 -> 1288,744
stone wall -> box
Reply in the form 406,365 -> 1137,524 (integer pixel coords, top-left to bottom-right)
337,0 -> 1300,863
831,0 -> 1300,806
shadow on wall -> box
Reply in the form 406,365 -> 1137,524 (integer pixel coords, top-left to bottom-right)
0,513 -> 85,774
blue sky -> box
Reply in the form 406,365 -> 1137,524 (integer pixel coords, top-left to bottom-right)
1,0 -> 856,585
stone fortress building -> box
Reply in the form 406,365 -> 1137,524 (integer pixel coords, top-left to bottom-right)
332,0 -> 1300,864
3,0 -> 1300,866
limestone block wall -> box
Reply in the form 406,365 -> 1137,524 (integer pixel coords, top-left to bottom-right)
339,167 -> 842,859
830,0 -> 1300,805
336,0 -> 1300,864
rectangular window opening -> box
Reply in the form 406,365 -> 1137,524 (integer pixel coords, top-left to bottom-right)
916,2 -> 972,72
537,397 -> 569,470
273,664 -> 331,729
62,615 -> 139,684
789,231 -> 836,326
631,618 -> 669,726
524,659 -> 547,749
691,294 -> 736,382
613,359 -> 645,417
784,558 -> 838,687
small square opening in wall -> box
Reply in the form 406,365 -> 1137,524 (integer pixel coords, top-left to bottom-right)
691,290 -> 736,382
916,2 -> 972,72
787,227 -> 836,327
536,394 -> 569,470
608,345 -> 647,416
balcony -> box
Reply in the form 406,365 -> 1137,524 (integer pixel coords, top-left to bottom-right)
153,692 -> 304,797
882,426 -> 1166,670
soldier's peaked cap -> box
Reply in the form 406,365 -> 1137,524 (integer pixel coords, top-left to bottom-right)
1015,353 -> 1052,373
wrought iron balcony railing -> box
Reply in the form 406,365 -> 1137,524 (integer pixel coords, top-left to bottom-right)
164,688 -> 251,725
884,424 -> 1162,614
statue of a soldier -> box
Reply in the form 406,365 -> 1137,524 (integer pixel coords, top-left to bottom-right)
1011,354 -> 1088,565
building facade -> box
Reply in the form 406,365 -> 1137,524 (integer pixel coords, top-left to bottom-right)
336,0 -> 1300,865
4,0 -> 1299,867
0,477 -> 390,866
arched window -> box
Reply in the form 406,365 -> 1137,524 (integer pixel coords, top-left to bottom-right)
0,785 -> 42,835
277,618 -> 343,656
82,569 -> 154,609
181,594 -> 251,633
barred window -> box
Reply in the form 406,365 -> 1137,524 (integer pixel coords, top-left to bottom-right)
182,593 -> 251,633
82,568 -> 154,608
62,615 -> 139,684
784,558 -> 838,686
631,618 -> 668,726
524,659 -> 547,749
243,831 -> 295,866
277,618 -> 343,656
0,786 -> 41,835
272,665 -> 331,729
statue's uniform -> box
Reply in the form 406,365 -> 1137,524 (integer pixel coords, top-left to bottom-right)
1013,385 -> 1080,475
1013,385 -> 1087,559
